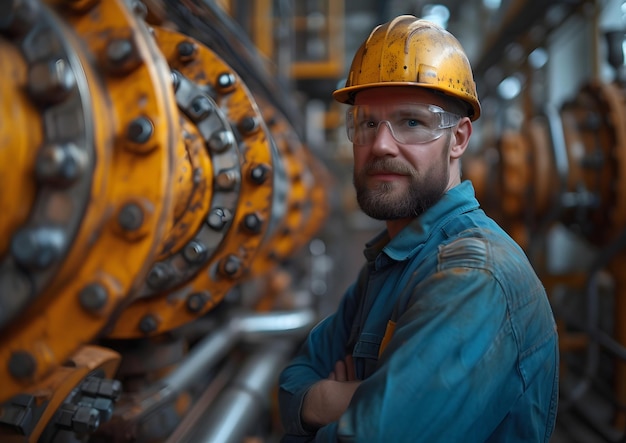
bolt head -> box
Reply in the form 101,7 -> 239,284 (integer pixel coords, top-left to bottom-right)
188,96 -> 213,121
216,72 -> 236,91
8,350 -> 36,380
127,117 -> 154,144
138,315 -> 159,334
79,283 -> 108,313
117,203 -> 144,231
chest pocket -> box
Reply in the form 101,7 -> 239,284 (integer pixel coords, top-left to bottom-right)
353,332 -> 383,377
353,332 -> 382,358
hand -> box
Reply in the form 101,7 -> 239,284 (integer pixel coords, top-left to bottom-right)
301,355 -> 361,429
328,354 -> 357,382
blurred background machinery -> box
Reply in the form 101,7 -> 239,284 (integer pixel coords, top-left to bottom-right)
4,0 -> 626,442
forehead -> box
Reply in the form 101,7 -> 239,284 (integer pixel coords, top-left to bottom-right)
354,86 -> 447,108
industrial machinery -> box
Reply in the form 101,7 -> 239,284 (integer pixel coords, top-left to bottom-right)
464,17 -> 626,439
0,0 -> 330,441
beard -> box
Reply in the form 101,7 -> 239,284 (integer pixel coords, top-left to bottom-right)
353,146 -> 450,221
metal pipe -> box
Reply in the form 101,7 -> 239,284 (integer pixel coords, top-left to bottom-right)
236,308 -> 317,339
116,308 -> 315,421
162,308 -> 314,395
543,104 -> 569,189
179,339 -> 293,443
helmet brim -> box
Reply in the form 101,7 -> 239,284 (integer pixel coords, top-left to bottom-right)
332,82 -> 481,121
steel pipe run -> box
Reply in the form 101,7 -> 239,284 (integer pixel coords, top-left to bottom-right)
162,309 -> 315,395
176,339 -> 294,443
104,308 -> 315,440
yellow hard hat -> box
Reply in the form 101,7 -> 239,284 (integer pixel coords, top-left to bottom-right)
333,15 -> 481,121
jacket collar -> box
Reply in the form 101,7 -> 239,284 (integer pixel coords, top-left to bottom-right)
363,180 -> 480,267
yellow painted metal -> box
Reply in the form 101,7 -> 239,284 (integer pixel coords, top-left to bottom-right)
0,40 -> 39,258
13,346 -> 121,442
245,99 -> 330,279
333,15 -> 481,120
249,103 -> 311,276
155,116 -> 213,261
0,0 -> 178,402
253,0 -> 274,59
106,27 -> 276,338
0,2 -> 334,430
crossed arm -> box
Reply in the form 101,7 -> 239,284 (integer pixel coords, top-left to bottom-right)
301,355 -> 362,429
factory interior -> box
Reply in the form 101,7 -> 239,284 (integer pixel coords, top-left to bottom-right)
2,0 -> 626,441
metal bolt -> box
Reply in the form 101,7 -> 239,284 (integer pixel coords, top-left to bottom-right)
4,393 -> 36,434
117,203 -> 144,231
219,255 -> 241,278
186,291 -> 210,313
11,226 -> 65,269
208,130 -> 234,153
250,164 -> 270,184
188,96 -> 213,121
193,167 -> 203,184
183,241 -> 207,264
215,169 -> 239,190
80,377 -> 101,396
0,0 -> 40,36
146,262 -> 171,289
78,283 -> 108,313
98,379 -> 122,400
106,38 -> 133,64
177,40 -> 197,62
207,207 -> 232,230
92,397 -> 114,422
138,314 -> 159,334
242,213 -> 263,234
36,142 -> 85,186
216,72 -> 236,91
129,0 -> 147,18
28,58 -> 76,104
71,405 -> 100,434
56,403 -> 77,429
238,116 -> 259,134
127,117 -> 154,144
171,70 -> 181,91
8,350 -> 37,380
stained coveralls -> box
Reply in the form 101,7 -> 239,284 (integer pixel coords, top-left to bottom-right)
279,180 -> 559,442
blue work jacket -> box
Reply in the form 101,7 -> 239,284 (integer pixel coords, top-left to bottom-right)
278,180 -> 559,442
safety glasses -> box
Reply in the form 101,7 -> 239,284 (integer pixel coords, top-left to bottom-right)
346,103 -> 460,145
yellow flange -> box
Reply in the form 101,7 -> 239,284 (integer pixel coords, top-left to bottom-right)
0,0 -> 177,403
0,39 -> 39,260
106,27 -> 278,338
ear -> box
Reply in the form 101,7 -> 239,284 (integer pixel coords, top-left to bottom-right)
450,117 -> 472,159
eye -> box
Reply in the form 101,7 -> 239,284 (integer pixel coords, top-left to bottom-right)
365,120 -> 377,129
401,118 -> 425,129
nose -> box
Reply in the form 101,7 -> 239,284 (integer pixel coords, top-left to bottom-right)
371,121 -> 399,156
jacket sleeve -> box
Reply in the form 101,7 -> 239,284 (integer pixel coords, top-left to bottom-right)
278,272 -> 363,436
313,263 -> 555,442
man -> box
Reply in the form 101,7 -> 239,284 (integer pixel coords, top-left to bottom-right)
278,15 -> 559,442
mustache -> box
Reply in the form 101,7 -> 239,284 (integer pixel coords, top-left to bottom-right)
361,158 -> 415,175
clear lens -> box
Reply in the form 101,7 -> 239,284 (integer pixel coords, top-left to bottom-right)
346,103 -> 460,145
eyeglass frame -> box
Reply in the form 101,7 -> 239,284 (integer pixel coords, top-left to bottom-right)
345,103 -> 462,146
